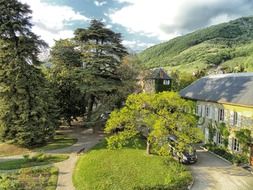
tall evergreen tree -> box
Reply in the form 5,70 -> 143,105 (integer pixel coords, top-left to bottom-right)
47,39 -> 86,125
74,20 -> 128,124
0,0 -> 58,146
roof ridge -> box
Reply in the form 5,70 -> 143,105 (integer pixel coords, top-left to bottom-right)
205,72 -> 253,79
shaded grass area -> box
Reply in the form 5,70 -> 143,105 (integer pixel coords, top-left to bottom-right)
0,143 -> 30,157
0,133 -> 77,157
0,166 -> 58,190
34,133 -> 77,152
0,153 -> 68,170
73,140 -> 192,190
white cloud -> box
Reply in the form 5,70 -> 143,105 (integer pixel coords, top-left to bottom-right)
122,40 -> 154,50
94,1 -> 107,6
110,0 -> 181,40
110,0 -> 253,41
209,14 -> 238,26
20,0 -> 89,46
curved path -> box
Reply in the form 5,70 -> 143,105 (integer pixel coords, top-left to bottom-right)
189,148 -> 253,190
52,127 -> 104,190
0,127 -> 104,190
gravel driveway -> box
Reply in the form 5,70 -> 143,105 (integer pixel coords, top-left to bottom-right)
189,148 -> 253,190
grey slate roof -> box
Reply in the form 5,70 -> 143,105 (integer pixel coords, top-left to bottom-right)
180,73 -> 253,107
147,68 -> 171,80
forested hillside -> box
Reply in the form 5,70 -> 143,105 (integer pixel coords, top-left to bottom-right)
139,16 -> 253,73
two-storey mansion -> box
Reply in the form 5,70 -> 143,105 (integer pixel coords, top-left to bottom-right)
180,73 -> 253,165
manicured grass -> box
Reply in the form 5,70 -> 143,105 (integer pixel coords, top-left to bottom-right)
0,166 -> 58,190
73,140 -> 192,190
0,133 -> 77,156
34,133 -> 77,152
0,154 -> 68,170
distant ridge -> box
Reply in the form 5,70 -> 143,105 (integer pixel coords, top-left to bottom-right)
139,16 -> 253,74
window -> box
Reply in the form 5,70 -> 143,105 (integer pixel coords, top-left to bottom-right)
233,112 -> 238,125
219,109 -> 224,122
163,80 -> 170,85
217,132 -> 222,144
205,106 -> 209,117
232,138 -> 240,151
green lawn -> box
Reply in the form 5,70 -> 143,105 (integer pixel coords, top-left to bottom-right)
34,133 -> 77,152
0,166 -> 58,190
73,140 -> 192,190
0,154 -> 68,170
0,133 -> 77,157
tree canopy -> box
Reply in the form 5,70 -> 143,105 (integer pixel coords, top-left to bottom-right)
105,92 -> 203,155
0,0 -> 58,147
47,20 -> 138,131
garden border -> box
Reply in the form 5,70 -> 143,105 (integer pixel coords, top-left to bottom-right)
187,177 -> 195,190
200,146 -> 253,175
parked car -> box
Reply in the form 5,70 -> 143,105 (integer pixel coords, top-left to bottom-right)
168,135 -> 197,164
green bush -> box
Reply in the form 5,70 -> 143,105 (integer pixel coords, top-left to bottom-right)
233,154 -> 249,165
0,176 -> 21,190
0,167 -> 58,190
203,144 -> 248,164
23,154 -> 30,160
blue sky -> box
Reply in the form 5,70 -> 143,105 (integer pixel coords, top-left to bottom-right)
20,0 -> 253,52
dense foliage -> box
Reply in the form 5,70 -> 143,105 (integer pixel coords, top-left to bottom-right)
46,40 -> 86,125
0,167 -> 58,190
139,16 -> 253,73
105,92 -> 203,154
0,0 -> 58,146
46,21 -> 140,130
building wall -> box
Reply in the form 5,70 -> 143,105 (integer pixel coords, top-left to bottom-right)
196,101 -> 253,153
143,79 -> 156,93
141,79 -> 171,93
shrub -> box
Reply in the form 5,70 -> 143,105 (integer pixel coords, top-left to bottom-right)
0,167 -> 58,190
203,144 -> 249,164
23,154 -> 30,160
0,176 -> 20,190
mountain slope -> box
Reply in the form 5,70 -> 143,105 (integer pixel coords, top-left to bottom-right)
139,16 -> 253,73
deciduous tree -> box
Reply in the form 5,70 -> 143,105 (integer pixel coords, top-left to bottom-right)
105,92 -> 203,155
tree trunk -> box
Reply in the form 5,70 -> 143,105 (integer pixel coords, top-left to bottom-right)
146,141 -> 151,155
86,94 -> 95,123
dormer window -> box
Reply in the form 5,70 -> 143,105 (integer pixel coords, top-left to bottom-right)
163,80 -> 170,85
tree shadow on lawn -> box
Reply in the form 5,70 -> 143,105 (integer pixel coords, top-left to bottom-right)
90,137 -> 146,152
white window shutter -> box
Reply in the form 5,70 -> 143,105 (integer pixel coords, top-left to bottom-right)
213,130 -> 217,143
214,108 -> 218,121
237,113 -> 242,127
199,105 -> 202,116
202,105 -> 205,117
224,109 -> 229,123
230,111 -> 234,126
228,136 -> 233,150
208,106 -> 212,119
197,105 -> 201,116
205,128 -> 209,142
